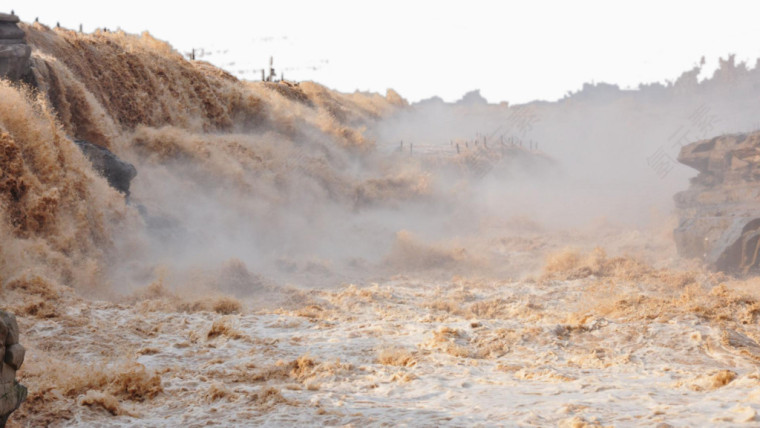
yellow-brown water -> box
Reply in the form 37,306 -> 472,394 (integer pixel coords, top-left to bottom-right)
3,23 -> 760,426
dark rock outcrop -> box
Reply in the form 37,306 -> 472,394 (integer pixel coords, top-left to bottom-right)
0,311 -> 26,427
674,132 -> 760,273
0,13 -> 31,81
73,139 -> 137,196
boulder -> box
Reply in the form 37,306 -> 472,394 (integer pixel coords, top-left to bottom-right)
674,132 -> 760,273
0,13 -> 31,81
0,25 -> 23,40
0,363 -> 14,384
3,345 -> 24,370
0,312 -> 18,346
0,311 -> 25,427
73,139 -> 138,196
0,13 -> 19,23
0,381 -> 26,427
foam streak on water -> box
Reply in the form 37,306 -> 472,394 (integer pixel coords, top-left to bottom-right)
11,262 -> 760,426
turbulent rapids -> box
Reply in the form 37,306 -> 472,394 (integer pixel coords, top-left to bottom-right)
4,19 -> 760,427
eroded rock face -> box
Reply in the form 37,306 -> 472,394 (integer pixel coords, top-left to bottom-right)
0,311 -> 26,427
674,132 -> 760,273
0,13 -> 31,81
73,139 -> 138,196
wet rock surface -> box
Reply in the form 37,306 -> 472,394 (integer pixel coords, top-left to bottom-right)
0,13 -> 31,81
73,139 -> 137,196
674,131 -> 760,273
0,311 -> 26,427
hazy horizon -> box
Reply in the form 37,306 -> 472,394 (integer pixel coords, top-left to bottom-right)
11,0 -> 760,104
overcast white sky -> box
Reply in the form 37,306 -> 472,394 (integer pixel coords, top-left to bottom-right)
11,1 -> 760,104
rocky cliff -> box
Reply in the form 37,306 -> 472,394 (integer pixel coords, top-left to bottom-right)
674,131 -> 760,273
0,13 -> 30,81
0,311 -> 26,427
